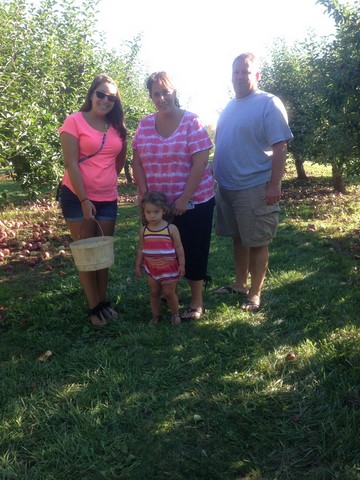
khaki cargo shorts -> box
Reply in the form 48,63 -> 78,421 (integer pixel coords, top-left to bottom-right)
215,183 -> 280,247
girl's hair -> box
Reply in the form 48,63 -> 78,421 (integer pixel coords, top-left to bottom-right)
140,191 -> 171,223
80,74 -> 127,141
145,71 -> 181,108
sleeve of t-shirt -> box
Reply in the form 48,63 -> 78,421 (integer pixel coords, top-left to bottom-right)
265,97 -> 293,145
58,113 -> 80,139
187,116 -> 213,156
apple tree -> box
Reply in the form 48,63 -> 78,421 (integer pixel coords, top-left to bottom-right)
261,0 -> 359,192
260,36 -> 324,180
315,0 -> 360,191
0,0 -> 103,194
0,0 -> 152,195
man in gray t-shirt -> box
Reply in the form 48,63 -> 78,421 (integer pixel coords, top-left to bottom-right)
213,52 -> 293,311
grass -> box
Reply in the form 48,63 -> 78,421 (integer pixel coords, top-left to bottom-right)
0,162 -> 359,479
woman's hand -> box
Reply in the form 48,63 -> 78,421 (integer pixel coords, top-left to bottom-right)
172,149 -> 210,216
81,199 -> 96,220
172,196 -> 188,216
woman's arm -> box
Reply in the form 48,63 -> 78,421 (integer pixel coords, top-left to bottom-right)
169,224 -> 185,277
60,132 -> 96,219
132,149 -> 148,203
172,149 -> 210,216
135,226 -> 145,277
116,140 -> 127,175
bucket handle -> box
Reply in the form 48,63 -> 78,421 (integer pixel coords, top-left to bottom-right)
77,217 -> 104,240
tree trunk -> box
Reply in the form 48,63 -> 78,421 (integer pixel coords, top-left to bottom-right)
294,158 -> 307,180
332,163 -> 346,193
124,160 -> 133,184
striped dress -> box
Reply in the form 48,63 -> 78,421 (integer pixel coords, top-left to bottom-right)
142,224 -> 180,285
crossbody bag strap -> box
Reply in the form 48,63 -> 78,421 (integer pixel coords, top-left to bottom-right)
56,123 -> 109,201
79,122 -> 108,164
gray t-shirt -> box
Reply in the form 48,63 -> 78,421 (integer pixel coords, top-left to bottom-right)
213,90 -> 293,190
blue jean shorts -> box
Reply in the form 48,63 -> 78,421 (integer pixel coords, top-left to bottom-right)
60,185 -> 117,222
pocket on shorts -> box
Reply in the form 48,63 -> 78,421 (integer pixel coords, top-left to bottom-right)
251,204 -> 280,244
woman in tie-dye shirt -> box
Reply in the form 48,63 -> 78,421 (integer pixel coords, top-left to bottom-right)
132,72 -> 215,320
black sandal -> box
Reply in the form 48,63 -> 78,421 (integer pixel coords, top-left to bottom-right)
240,299 -> 261,312
99,301 -> 118,320
88,305 -> 107,326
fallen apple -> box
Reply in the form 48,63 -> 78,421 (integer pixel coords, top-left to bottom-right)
38,350 -> 52,362
27,259 -> 38,267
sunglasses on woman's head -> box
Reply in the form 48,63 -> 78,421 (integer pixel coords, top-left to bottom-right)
94,90 -> 117,102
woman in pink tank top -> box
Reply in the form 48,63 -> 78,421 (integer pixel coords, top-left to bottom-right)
59,74 -> 127,326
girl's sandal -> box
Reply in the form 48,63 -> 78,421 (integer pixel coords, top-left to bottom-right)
99,301 -> 118,320
149,315 -> 159,325
88,305 -> 107,327
171,313 -> 181,326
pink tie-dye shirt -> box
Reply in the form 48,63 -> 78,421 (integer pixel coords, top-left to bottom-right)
132,111 -> 214,205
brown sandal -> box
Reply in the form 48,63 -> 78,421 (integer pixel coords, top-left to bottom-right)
149,316 -> 159,325
171,313 -> 181,325
181,306 -> 204,321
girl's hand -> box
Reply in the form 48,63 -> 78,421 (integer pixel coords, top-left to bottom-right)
135,266 -> 142,278
178,264 -> 185,278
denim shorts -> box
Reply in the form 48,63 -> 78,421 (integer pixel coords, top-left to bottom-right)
60,185 -> 117,222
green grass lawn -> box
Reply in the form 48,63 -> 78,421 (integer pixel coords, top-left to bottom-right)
0,163 -> 359,479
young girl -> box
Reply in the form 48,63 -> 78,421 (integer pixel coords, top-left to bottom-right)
136,191 -> 185,325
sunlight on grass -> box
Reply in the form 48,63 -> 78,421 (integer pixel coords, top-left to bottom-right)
56,383 -> 87,398
0,166 -> 359,479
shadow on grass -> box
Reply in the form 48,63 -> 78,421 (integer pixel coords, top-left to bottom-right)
1,205 -> 359,479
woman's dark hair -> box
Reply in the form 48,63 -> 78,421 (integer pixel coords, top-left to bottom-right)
145,71 -> 180,108
140,191 -> 171,224
80,74 -> 127,141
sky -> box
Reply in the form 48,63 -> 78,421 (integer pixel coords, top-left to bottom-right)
96,0 -> 342,126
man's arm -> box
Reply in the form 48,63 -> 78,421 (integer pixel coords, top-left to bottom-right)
266,141 -> 288,205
